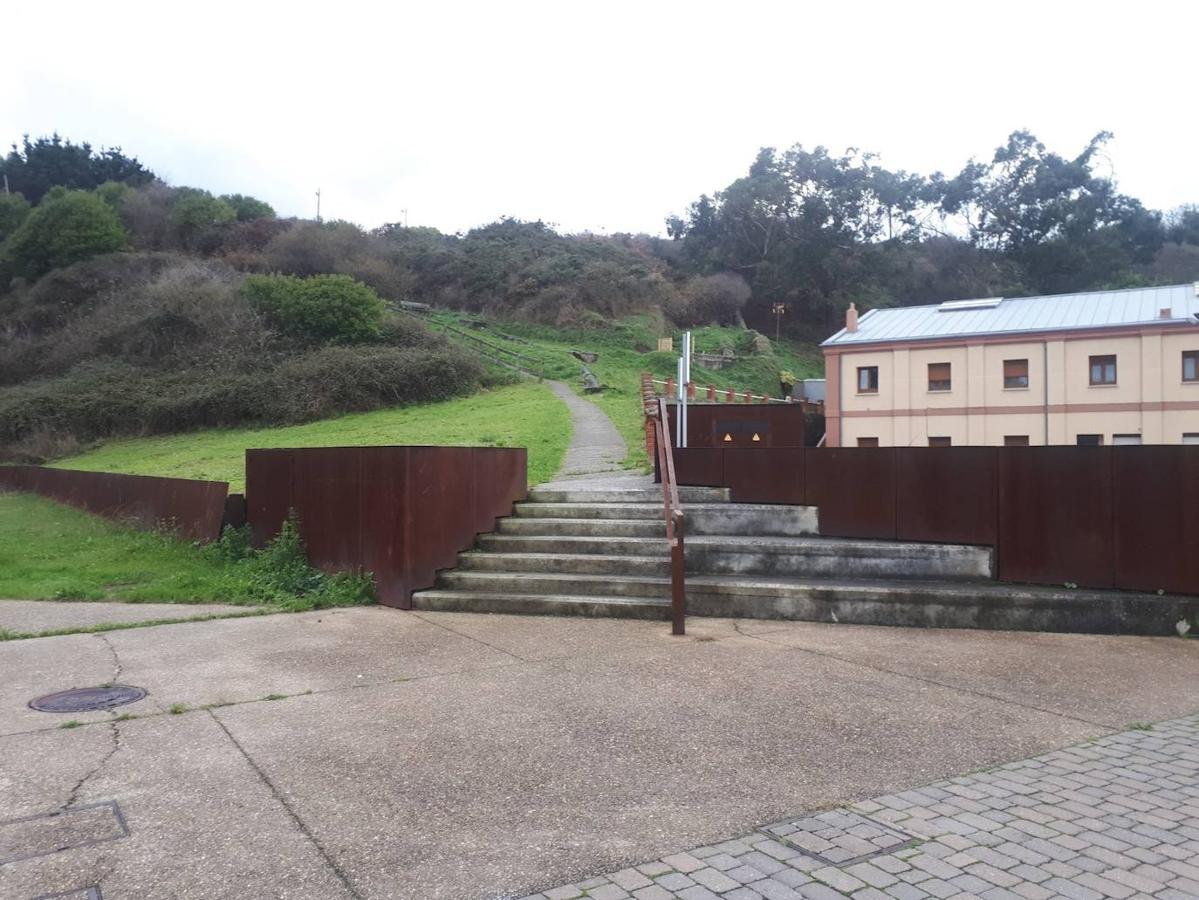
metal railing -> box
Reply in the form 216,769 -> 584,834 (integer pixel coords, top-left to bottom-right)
651,395 -> 687,635
646,376 -> 819,406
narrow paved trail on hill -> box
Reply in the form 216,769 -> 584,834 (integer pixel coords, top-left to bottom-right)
543,381 -> 651,490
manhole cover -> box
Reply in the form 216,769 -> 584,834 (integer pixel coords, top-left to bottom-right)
762,809 -> 917,865
29,685 -> 147,713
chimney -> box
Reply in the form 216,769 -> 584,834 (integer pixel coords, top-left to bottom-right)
1160,307 -> 1172,320
846,302 -> 859,333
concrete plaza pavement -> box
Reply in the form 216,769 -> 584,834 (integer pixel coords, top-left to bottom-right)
1,607 -> 1198,899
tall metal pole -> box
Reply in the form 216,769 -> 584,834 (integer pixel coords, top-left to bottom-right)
315,188 -> 322,223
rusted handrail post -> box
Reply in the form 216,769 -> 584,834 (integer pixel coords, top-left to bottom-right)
653,396 -> 686,635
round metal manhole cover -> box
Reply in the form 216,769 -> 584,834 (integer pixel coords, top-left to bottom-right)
29,685 -> 147,713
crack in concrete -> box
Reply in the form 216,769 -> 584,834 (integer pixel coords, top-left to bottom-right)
730,620 -> 1116,730
404,609 -> 531,662
208,709 -> 363,900
62,720 -> 121,811
97,632 -> 123,683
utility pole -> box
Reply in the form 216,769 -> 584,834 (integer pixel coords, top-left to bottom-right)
315,188 -> 322,223
401,208 -> 408,228
772,302 -> 787,341
2,174 -> 8,195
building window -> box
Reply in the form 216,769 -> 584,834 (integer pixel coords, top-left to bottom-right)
1184,434 -> 1199,445
1184,351 -> 1199,383
927,362 -> 952,392
928,436 -> 952,447
1112,434 -> 1142,446
856,437 -> 879,447
1077,434 -> 1104,446
1003,358 -> 1029,389
1089,354 -> 1117,386
857,366 -> 879,394
1004,435 -> 1030,446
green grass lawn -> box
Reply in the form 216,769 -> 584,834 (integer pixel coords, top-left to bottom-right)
0,492 -> 261,604
54,381 -> 571,491
426,312 -> 824,471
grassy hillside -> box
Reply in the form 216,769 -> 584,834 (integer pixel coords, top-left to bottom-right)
55,381 -> 570,491
425,311 -> 823,469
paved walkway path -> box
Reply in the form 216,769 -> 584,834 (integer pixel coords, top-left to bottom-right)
0,599 -> 264,635
526,715 -> 1199,900
543,381 -> 648,489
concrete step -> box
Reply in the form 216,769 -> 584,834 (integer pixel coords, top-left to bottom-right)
686,536 -> 992,580
683,576 -> 1193,636
410,574 -> 1195,635
496,517 -> 663,538
472,532 -> 988,580
477,534 -> 668,557
437,570 -> 672,599
456,552 -> 671,577
410,590 -> 669,620
526,486 -> 730,504
512,502 -> 819,537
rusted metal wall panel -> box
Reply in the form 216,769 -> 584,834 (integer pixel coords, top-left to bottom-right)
671,449 -> 725,486
0,465 -> 228,541
244,446 -> 526,609
998,448 -> 1114,589
723,448 -> 805,504
895,448 -> 997,546
1112,446 -> 1199,595
805,449 -> 897,539
666,404 -> 810,448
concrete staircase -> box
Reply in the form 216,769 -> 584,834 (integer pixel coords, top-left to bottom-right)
409,484 -> 1094,629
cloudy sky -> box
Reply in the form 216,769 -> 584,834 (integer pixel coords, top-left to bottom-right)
4,1 -> 1196,235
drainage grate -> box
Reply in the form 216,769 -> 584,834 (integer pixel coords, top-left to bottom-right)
29,685 -> 147,714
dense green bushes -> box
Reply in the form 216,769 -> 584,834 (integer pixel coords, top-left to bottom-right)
0,255 -> 491,460
3,189 -> 127,278
243,273 -> 385,342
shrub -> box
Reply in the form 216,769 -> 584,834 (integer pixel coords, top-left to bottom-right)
243,273 -> 385,343
261,220 -> 370,275
0,193 -> 31,242
3,189 -> 127,278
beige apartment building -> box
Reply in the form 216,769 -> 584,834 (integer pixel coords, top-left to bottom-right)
821,283 -> 1199,447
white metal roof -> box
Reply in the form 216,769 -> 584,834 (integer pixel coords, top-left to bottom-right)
822,283 -> 1199,347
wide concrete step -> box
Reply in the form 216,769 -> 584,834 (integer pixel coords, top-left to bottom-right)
683,576 -> 1193,636
456,552 -> 671,577
513,502 -> 819,537
687,536 -> 992,580
526,486 -> 730,504
412,575 -> 1194,634
410,590 -> 669,620
472,532 -> 989,580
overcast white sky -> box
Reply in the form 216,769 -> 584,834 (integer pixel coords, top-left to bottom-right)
4,1 -> 1196,235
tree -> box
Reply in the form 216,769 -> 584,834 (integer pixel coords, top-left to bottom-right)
169,188 -> 237,250
938,131 -> 1164,292
2,189 -> 127,279
0,193 -> 31,243
221,193 -> 276,222
0,134 -> 155,205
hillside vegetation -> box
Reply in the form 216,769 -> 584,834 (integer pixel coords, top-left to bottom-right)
2,130 -> 1197,468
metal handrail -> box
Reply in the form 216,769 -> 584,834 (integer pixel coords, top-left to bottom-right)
652,395 -> 686,635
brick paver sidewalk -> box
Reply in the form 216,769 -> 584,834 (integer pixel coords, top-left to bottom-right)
520,715 -> 1199,900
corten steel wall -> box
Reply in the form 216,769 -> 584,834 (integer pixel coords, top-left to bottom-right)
245,446 -> 526,608
665,403 -> 811,448
0,465 -> 228,541
667,445 -> 1199,596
